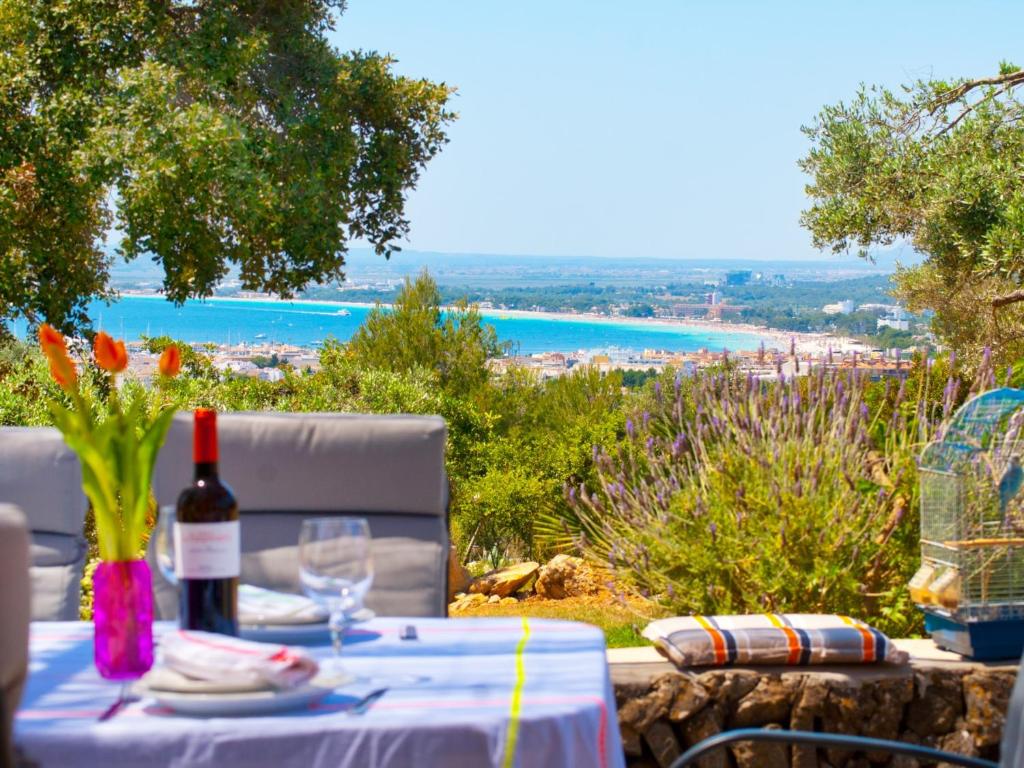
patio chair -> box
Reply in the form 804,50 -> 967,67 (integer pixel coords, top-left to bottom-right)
0,427 -> 89,621
670,660 -> 1024,768
0,504 -> 30,768
149,412 -> 449,619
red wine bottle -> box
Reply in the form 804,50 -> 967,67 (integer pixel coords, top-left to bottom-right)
175,409 -> 239,635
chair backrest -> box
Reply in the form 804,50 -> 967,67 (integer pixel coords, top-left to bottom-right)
0,504 -> 30,768
0,427 -> 88,621
149,412 -> 449,619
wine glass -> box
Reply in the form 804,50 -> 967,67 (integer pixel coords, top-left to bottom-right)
154,505 -> 178,586
298,517 -> 374,673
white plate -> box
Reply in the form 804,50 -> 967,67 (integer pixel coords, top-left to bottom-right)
239,609 -> 375,644
139,678 -> 339,717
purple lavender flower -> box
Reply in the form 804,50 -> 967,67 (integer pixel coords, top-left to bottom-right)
626,419 -> 634,439
654,381 -> 662,400
708,522 -> 717,542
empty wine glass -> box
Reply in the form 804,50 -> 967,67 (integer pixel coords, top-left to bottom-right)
154,506 -> 178,586
298,517 -> 374,672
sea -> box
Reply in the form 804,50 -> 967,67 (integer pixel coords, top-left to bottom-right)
15,295 -> 775,355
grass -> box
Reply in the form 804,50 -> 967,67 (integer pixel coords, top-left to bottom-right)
451,595 -> 662,648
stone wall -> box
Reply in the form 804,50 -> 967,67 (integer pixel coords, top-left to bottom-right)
610,661 -> 1017,767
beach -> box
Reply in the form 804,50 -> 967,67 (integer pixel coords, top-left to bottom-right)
117,290 -> 871,355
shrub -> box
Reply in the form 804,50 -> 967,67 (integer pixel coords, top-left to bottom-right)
566,366 -> 948,636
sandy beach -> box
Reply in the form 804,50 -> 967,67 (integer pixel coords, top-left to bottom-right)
119,290 -> 873,355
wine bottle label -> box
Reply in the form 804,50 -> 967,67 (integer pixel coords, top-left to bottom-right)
174,521 -> 241,579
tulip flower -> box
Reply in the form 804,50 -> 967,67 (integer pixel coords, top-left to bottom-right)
159,345 -> 181,378
38,324 -> 78,392
93,332 -> 129,374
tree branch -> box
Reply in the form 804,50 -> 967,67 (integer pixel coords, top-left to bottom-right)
992,289 -> 1024,309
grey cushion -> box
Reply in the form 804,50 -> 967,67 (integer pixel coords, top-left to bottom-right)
0,427 -> 87,535
0,504 -> 30,768
151,413 -> 449,619
0,427 -> 90,621
29,533 -> 87,622
153,412 -> 448,514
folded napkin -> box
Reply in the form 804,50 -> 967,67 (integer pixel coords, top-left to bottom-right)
238,584 -> 329,626
159,630 -> 319,690
143,666 -> 272,694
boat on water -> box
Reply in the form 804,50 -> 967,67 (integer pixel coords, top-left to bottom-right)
335,309 -> 351,316
254,333 -> 267,339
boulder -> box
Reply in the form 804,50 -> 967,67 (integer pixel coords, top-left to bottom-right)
534,554 -> 607,599
447,546 -> 472,601
469,562 -> 539,598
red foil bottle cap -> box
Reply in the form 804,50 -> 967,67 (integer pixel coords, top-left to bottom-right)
193,408 -> 218,463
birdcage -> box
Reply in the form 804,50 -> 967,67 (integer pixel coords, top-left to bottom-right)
913,387 -> 1024,658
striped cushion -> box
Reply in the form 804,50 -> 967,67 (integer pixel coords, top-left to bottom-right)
642,614 -> 908,667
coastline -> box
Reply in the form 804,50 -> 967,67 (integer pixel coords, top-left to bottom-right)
116,290 -> 872,355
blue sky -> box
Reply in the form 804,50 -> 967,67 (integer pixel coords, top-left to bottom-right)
333,1 -> 1024,262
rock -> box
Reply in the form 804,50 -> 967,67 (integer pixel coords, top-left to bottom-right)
964,669 -> 1017,748
670,679 -> 711,722
619,673 -> 685,732
448,593 -> 486,613
642,720 -> 682,768
447,546 -> 472,601
534,554 -> 607,599
500,597 -> 518,605
681,704 -> 727,768
907,668 -> 966,738
729,724 -> 790,768
731,677 -> 795,728
938,723 -> 979,763
790,678 -> 830,768
468,562 -> 539,598
697,670 -> 760,705
487,594 -> 501,604
620,723 -> 643,757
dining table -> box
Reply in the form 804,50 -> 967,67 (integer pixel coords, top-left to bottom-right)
15,617 -> 625,768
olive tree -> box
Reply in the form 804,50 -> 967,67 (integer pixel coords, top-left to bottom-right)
801,63 -> 1024,363
0,1 -> 454,332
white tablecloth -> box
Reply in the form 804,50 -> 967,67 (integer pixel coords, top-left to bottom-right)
16,618 -> 625,768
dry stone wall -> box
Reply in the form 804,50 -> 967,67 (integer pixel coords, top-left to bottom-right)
611,662 -> 1017,768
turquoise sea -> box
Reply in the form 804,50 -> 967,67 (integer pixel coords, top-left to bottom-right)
20,295 -> 774,354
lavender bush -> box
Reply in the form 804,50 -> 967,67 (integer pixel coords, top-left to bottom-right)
565,360 -> 973,636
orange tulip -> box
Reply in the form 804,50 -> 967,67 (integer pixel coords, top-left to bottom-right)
38,323 -> 67,356
159,345 -> 181,378
38,324 -> 78,392
94,332 -> 129,373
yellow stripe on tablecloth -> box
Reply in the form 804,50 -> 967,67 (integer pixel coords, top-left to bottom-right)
502,616 -> 532,768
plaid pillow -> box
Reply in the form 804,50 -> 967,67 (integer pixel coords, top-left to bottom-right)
642,614 -> 908,667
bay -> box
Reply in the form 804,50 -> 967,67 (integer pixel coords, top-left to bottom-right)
20,295 -> 774,354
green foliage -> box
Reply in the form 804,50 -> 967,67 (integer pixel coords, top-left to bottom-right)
0,1 -> 454,332
800,64 -> 1024,363
348,271 -> 508,395
566,366 -> 946,636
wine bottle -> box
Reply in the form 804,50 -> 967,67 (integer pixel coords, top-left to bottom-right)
175,409 -> 239,635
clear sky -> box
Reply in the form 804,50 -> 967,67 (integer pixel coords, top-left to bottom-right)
333,1 -> 1024,262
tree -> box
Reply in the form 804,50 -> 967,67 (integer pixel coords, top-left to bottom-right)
800,62 -> 1024,362
0,1 -> 454,333
347,270 -> 508,395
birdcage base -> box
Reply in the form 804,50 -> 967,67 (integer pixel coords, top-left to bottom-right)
923,608 -> 1024,660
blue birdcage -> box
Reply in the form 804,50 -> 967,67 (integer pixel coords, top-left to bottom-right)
914,387 -> 1024,658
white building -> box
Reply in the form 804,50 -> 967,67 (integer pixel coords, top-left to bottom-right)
822,300 -> 855,315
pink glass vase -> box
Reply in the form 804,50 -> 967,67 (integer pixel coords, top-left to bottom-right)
93,559 -> 154,680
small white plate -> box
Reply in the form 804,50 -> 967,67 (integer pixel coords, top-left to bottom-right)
239,609 -> 375,644
139,678 -> 339,717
